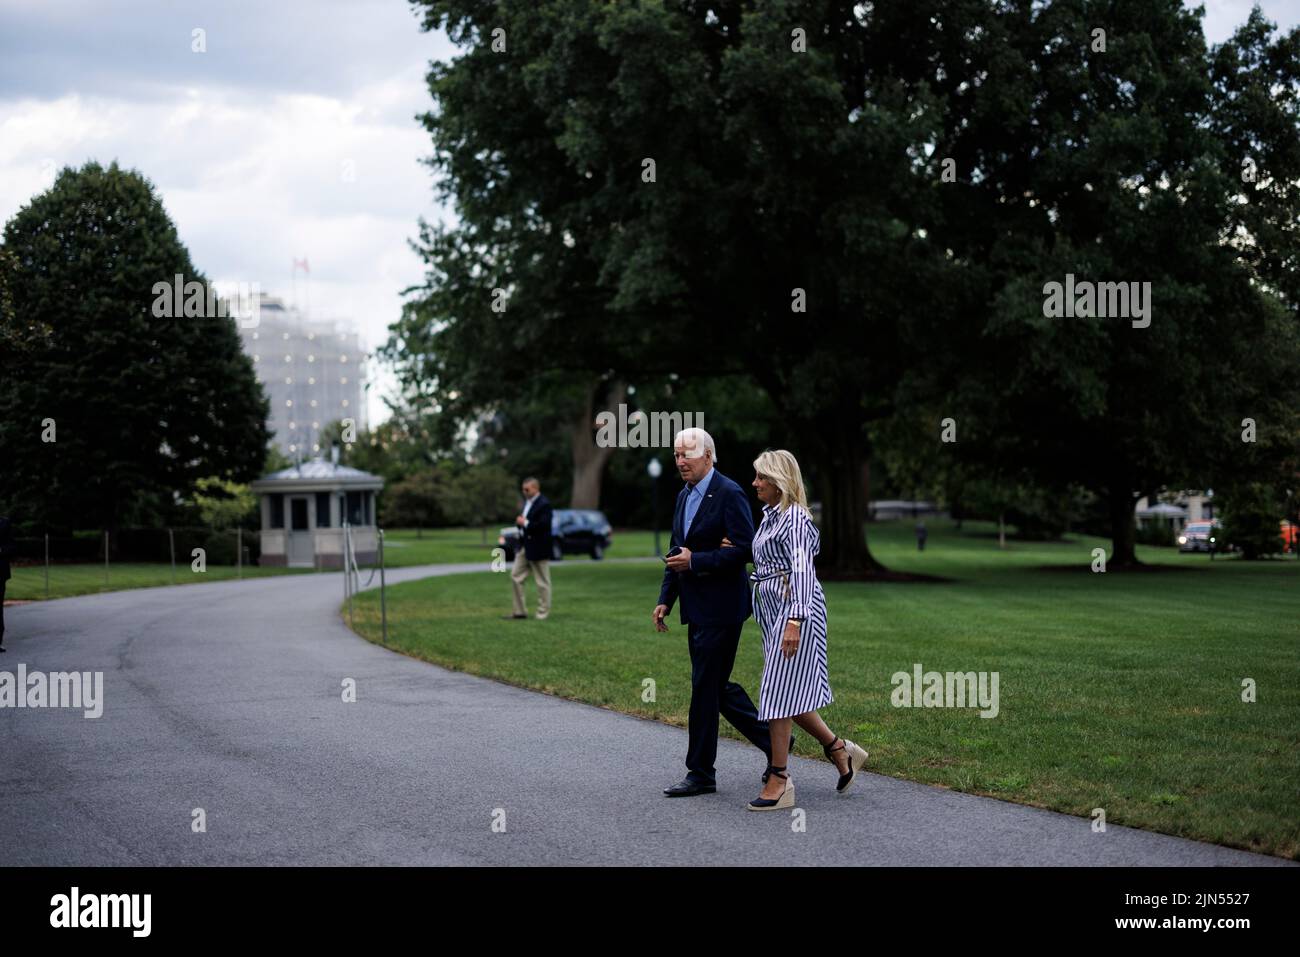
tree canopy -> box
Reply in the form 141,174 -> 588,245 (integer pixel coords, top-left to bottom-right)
0,161 -> 270,530
396,0 -> 1300,572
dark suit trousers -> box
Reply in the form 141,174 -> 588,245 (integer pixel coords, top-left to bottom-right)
685,622 -> 773,785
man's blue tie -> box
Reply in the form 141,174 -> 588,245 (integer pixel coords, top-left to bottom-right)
684,484 -> 702,537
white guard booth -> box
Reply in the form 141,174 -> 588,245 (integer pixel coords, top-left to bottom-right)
251,459 -> 384,568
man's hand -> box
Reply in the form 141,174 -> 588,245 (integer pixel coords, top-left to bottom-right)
515,515 -> 526,527
653,604 -> 670,632
664,547 -> 692,572
720,536 -> 734,548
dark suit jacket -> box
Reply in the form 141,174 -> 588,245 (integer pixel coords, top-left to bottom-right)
0,518 -> 13,583
657,470 -> 755,626
520,494 -> 554,561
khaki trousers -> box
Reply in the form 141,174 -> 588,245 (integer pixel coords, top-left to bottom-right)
511,551 -> 552,618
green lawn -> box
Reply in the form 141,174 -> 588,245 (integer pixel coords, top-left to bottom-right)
348,520 -> 1300,859
379,526 -> 659,567
4,526 -> 660,600
6,562 -> 311,600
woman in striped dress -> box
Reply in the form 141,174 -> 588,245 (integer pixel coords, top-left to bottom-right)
745,450 -> 868,811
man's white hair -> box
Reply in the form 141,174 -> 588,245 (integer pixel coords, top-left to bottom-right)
674,427 -> 716,462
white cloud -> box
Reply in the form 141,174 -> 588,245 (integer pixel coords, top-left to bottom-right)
1199,0 -> 1298,44
0,3 -> 455,428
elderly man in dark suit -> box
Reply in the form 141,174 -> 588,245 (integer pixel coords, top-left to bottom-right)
505,477 -> 554,621
0,516 -> 14,652
652,429 -> 785,796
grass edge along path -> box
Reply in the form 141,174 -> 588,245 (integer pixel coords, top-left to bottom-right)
5,527 -> 660,601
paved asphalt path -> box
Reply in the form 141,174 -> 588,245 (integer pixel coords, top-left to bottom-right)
0,561 -> 1291,866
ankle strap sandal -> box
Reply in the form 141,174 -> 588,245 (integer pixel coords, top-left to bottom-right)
747,765 -> 794,812
825,737 -> 868,794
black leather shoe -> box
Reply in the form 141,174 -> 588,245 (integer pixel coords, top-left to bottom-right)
663,779 -> 716,797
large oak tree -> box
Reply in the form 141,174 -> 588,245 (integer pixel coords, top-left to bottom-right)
398,0 -> 1299,574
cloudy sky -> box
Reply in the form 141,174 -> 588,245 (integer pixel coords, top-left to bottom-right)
1,0 -> 1296,426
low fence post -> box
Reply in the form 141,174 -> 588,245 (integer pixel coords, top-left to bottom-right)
44,532 -> 50,599
379,527 -> 387,645
237,527 -> 243,580
104,531 -> 109,588
168,529 -> 176,584
344,522 -> 353,625
348,522 -> 356,627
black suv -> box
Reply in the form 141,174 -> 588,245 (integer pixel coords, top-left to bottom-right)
498,509 -> 613,561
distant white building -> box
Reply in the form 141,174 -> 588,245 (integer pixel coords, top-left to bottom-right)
237,293 -> 368,456
1134,490 -> 1215,530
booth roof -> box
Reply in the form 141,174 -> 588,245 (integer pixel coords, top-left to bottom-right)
252,459 -> 383,487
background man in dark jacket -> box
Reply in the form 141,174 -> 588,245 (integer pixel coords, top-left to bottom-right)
653,429 -> 778,796
507,477 -> 553,620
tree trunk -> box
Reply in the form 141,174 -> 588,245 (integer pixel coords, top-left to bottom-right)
570,379 -> 626,509
862,459 -> 872,522
811,421 -> 885,578
1108,480 -> 1140,566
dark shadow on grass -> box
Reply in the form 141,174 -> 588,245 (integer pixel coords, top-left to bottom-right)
1035,562 -> 1207,573
819,569 -> 955,584
951,530 -> 1072,544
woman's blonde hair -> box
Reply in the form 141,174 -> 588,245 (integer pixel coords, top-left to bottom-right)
752,449 -> 809,513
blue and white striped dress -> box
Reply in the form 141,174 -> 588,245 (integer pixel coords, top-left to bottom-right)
751,503 -> 833,720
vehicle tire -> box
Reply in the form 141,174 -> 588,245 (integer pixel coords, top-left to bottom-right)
591,543 -> 604,561
551,541 -> 563,561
